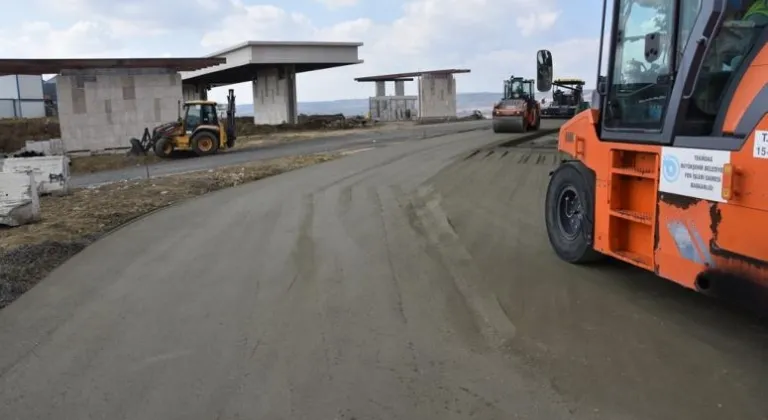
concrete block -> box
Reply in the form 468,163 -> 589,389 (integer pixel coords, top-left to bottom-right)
0,171 -> 40,226
0,155 -> 71,195
24,139 -> 66,156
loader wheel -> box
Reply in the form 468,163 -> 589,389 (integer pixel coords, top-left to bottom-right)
154,137 -> 174,158
545,162 -> 603,264
191,132 -> 219,156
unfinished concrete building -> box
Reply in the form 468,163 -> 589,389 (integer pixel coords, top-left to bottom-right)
355,69 -> 470,122
0,58 -> 224,153
0,41 -> 363,153
181,41 -> 364,125
354,76 -> 417,121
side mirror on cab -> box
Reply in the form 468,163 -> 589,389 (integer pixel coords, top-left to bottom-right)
597,75 -> 608,95
536,50 -> 553,92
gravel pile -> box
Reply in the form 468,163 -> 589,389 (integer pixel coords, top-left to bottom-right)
0,236 -> 98,309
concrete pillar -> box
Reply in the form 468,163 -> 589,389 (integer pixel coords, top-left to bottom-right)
251,65 -> 298,125
417,73 -> 457,119
395,80 -> 405,96
182,84 -> 206,101
375,81 -> 385,97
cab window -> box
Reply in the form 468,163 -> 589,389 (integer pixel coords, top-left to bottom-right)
677,0 -> 701,68
185,104 -> 202,131
603,0 -> 675,130
683,0 -> 767,134
201,105 -> 217,125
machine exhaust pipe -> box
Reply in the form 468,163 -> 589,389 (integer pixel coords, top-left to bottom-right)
696,269 -> 768,318
694,272 -> 712,292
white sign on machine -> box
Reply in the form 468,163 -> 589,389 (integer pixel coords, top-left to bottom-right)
753,130 -> 768,159
658,147 -> 730,203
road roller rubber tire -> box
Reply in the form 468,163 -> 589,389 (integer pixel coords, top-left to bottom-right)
544,162 -> 604,264
492,117 -> 526,133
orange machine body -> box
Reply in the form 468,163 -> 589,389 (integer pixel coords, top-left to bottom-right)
557,44 -> 768,295
493,100 -> 539,124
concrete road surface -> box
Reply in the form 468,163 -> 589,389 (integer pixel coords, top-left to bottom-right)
71,119 -> 491,188
2,120 -> 767,419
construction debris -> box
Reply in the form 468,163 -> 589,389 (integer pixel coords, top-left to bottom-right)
235,115 -> 371,136
22,139 -> 65,156
0,156 -> 70,195
465,110 -> 486,120
0,172 -> 41,227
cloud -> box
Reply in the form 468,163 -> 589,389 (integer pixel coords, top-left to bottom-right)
0,21 -> 142,59
516,11 -> 561,36
198,0 -> 570,102
0,0 -> 607,105
200,3 -> 321,48
315,0 -> 358,8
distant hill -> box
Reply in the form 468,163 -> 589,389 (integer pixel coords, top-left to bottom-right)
236,92 -> 505,117
237,90 -> 594,118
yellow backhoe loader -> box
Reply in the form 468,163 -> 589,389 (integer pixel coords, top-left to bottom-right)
130,88 -> 237,158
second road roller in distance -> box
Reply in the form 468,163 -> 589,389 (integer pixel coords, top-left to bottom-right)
491,76 -> 541,133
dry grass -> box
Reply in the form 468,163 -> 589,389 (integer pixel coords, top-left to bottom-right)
0,118 -> 60,153
69,154 -> 163,174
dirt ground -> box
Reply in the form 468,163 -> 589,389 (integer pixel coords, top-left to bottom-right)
66,127 -> 388,175
0,152 -> 338,308
221,121 -> 417,150
232,127 -> 374,149
2,127 -> 766,419
428,141 -> 768,419
69,154 -> 162,174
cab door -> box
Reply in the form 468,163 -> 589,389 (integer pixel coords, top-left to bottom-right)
654,14 -> 768,291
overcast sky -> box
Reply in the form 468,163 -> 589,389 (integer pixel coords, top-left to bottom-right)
1,0 -> 606,103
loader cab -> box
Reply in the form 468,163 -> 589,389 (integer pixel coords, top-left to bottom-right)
183,101 -> 219,134
537,0 -> 767,148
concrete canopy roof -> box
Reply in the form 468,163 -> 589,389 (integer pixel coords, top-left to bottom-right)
0,58 -> 226,76
357,78 -> 415,82
181,41 -> 364,86
355,69 -> 471,82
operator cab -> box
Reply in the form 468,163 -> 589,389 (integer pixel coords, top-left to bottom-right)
537,0 -> 767,146
183,101 -> 219,134
551,79 -> 585,107
503,77 -> 536,107
504,77 -> 534,100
